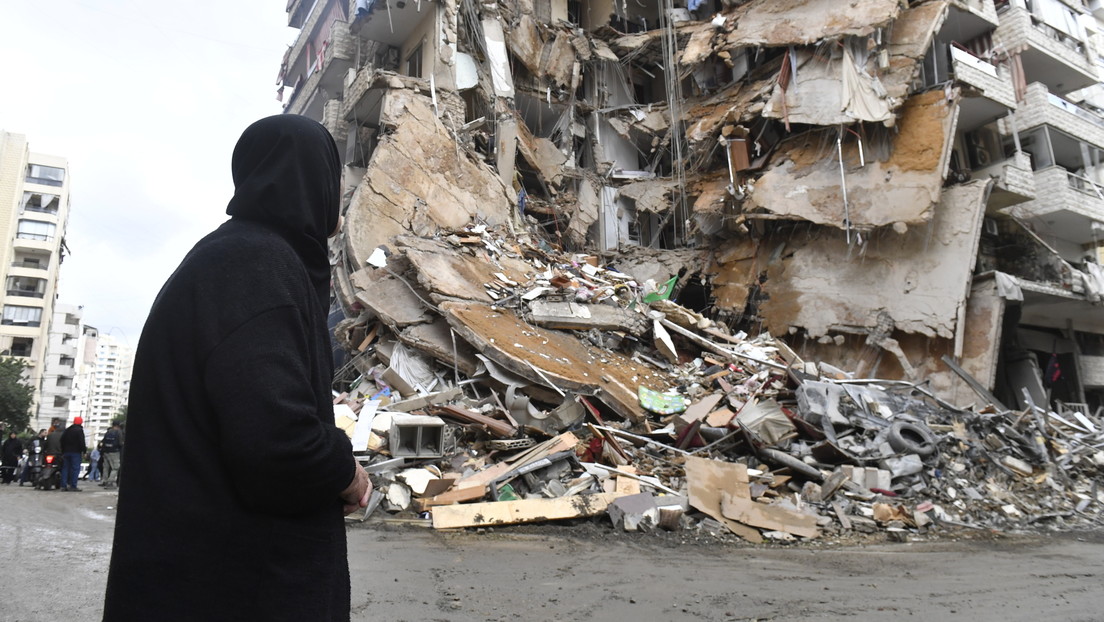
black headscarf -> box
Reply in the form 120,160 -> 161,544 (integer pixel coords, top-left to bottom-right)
225,115 -> 341,306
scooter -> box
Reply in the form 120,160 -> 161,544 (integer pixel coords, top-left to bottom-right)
35,453 -> 62,491
20,445 -> 44,486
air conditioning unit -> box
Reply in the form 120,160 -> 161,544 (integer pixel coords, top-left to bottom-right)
972,144 -> 992,167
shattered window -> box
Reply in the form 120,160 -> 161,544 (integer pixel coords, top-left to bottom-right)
21,192 -> 60,215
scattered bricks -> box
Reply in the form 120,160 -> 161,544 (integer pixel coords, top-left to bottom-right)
389,414 -> 446,458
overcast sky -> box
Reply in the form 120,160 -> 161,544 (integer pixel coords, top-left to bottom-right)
0,1 -> 297,346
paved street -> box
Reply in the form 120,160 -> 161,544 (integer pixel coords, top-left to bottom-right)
3,484 -> 1104,621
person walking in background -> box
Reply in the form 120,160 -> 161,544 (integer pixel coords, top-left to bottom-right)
86,443 -> 102,482
100,422 -> 123,489
1,431 -> 21,484
60,417 -> 86,492
102,114 -> 370,621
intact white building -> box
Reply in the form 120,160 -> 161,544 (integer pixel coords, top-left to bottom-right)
38,303 -> 82,431
87,334 -> 132,446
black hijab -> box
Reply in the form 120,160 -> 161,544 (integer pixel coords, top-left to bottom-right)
225,115 -> 341,306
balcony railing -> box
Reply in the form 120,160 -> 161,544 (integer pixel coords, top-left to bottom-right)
23,176 -> 63,187
16,233 -> 53,242
1047,92 -> 1104,130
11,261 -> 47,270
6,290 -> 45,299
1066,170 -> 1104,198
22,206 -> 58,216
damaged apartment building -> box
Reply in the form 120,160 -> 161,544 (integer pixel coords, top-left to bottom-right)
277,0 -> 1104,420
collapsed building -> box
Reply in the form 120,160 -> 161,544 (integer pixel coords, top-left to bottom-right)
275,0 -> 1104,538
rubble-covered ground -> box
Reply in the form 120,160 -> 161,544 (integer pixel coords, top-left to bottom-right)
332,223 -> 1104,545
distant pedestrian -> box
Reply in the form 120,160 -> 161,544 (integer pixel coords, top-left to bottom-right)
1,431 -> 21,484
86,444 -> 102,481
100,422 -> 123,489
60,417 -> 86,491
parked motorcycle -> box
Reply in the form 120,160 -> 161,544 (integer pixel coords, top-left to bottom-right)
35,452 -> 62,491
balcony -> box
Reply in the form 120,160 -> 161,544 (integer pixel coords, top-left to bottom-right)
1009,82 -> 1104,150
976,150 -> 1036,209
1006,165 -> 1104,245
285,18 -> 357,120
13,236 -> 55,253
993,6 -> 1098,94
10,259 -> 48,271
951,0 -> 999,24
350,0 -> 437,48
950,46 -> 1017,131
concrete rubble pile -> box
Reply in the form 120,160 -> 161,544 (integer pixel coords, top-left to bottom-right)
331,224 -> 1104,542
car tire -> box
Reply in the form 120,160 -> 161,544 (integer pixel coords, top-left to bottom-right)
887,421 -> 937,457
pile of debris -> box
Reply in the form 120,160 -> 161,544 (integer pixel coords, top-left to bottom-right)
332,224 -> 1104,542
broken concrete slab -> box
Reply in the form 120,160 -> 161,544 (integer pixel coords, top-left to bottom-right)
398,318 -> 481,377
748,90 -> 961,230
607,492 -> 659,531
398,236 -> 532,303
527,300 -> 649,336
440,301 -> 663,420
714,179 -> 990,340
721,0 -> 902,47
342,92 -> 516,269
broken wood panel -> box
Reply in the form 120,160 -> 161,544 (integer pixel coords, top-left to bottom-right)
684,456 -> 762,543
431,493 -> 624,529
412,484 -> 487,512
440,302 -> 663,421
748,90 -> 960,229
753,180 -> 991,340
343,92 -> 514,269
722,0 -> 902,47
721,493 -> 819,538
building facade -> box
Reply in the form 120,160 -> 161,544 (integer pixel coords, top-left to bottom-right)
276,0 -> 1104,414
0,131 -> 72,431
38,303 -> 82,431
86,333 -> 132,447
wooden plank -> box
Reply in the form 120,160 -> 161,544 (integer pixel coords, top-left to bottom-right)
412,485 -> 487,512
431,493 -> 624,529
684,456 -> 762,543
720,493 -> 819,538
615,466 -> 641,495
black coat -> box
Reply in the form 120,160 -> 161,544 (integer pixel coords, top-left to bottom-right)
1,437 -> 20,465
103,115 -> 354,622
60,424 -> 86,454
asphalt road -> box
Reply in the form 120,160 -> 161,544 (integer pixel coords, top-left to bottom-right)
3,483 -> 1104,621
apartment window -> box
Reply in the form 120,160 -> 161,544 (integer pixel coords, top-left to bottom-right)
59,356 -> 75,367
9,337 -> 33,357
6,276 -> 46,299
405,43 -> 423,78
16,219 -> 56,242
55,377 -> 72,388
25,164 -> 65,187
53,396 -> 69,408
2,305 -> 43,327
21,192 -> 60,215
